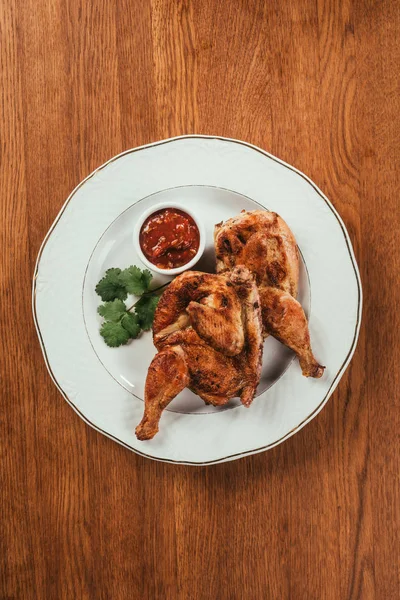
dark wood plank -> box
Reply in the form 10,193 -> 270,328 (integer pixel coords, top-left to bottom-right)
1,0 -> 399,598
355,2 -> 400,598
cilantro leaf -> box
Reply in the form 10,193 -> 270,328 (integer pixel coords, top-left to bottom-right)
135,294 -> 160,330
141,269 -> 152,291
100,321 -> 131,347
97,299 -> 127,322
96,264 -> 166,348
121,312 -> 141,338
119,266 -> 153,295
95,268 -> 128,301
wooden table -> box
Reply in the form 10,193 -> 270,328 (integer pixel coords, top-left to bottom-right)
1,1 -> 399,598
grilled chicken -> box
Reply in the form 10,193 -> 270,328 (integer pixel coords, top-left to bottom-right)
259,287 -> 324,378
135,267 -> 263,440
153,270 -> 245,357
215,210 -> 324,378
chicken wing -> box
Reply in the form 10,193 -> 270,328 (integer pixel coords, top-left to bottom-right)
153,271 -> 244,356
135,267 -> 263,440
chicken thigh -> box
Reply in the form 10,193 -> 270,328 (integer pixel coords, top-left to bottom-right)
135,267 -> 263,440
214,210 -> 324,378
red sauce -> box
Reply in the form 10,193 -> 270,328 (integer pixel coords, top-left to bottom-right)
139,208 -> 200,269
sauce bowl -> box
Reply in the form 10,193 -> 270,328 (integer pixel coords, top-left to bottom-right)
133,201 -> 206,276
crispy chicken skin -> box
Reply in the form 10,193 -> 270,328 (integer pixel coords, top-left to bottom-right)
259,287 -> 324,378
153,271 -> 245,357
135,267 -> 263,440
215,210 -> 324,378
215,210 -> 299,296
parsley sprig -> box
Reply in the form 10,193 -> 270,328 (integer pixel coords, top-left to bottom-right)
95,266 -> 167,347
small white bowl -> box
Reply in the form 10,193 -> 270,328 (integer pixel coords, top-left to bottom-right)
133,201 -> 206,276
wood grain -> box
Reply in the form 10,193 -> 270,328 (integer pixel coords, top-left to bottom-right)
1,0 -> 399,598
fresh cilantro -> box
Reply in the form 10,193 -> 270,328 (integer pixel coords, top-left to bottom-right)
141,269 -> 152,291
95,265 -> 167,348
121,312 -> 141,337
95,268 -> 128,301
100,321 -> 131,347
119,266 -> 152,295
135,294 -> 160,330
97,299 -> 127,322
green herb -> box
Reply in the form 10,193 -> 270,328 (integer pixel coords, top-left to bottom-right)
95,265 -> 167,348
135,294 -> 160,330
100,320 -> 131,347
97,299 -> 127,322
120,312 -> 141,337
118,265 -> 152,296
95,268 -> 128,301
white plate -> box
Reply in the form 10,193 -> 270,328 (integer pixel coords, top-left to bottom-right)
33,135 -> 362,465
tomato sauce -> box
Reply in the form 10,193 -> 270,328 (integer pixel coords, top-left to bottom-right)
139,208 -> 200,269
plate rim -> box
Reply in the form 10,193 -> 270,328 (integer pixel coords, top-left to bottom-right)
32,134 -> 363,465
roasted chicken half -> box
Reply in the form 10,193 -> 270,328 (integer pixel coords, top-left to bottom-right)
214,210 -> 324,378
135,267 -> 263,440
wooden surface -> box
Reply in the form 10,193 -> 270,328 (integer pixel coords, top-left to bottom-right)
1,0 -> 399,598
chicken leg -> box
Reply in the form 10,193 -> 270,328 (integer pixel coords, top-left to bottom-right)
135,346 -> 189,441
259,287 -> 324,378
